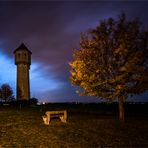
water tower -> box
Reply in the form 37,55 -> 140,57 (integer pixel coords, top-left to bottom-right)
14,43 -> 32,100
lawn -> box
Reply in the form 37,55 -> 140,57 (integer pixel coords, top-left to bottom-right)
0,104 -> 148,148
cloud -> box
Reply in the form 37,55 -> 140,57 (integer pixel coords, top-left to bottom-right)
0,51 -> 65,100
30,62 -> 65,96
0,50 -> 16,91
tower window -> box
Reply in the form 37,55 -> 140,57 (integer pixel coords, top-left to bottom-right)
24,53 -> 27,58
18,53 -> 20,58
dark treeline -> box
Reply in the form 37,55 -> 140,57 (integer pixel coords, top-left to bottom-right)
37,102 -> 148,117
0,101 -> 148,117
0,98 -> 38,107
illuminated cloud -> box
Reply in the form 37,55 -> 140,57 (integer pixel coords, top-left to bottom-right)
30,63 -> 65,98
0,51 -> 64,100
0,51 -> 16,91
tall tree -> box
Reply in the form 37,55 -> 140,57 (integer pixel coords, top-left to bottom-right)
70,13 -> 148,122
0,84 -> 14,102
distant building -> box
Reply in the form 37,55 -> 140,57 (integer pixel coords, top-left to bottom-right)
14,43 -> 32,100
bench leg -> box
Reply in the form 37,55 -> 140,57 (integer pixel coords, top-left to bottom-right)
60,111 -> 67,123
43,115 -> 49,125
60,116 -> 66,123
46,115 -> 51,125
43,115 -> 51,125
64,110 -> 67,122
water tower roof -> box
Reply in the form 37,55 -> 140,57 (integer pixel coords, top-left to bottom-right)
14,43 -> 32,54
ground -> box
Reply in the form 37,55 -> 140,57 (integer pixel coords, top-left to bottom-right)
0,103 -> 148,147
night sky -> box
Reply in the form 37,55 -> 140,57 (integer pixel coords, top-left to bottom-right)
0,1 -> 148,102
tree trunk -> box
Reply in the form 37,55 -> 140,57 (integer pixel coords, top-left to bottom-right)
118,96 -> 125,123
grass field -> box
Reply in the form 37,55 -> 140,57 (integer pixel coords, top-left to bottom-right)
0,103 -> 148,148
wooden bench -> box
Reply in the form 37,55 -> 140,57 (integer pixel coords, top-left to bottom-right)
43,110 -> 67,125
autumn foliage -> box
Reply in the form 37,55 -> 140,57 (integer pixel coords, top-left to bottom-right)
70,13 -> 148,122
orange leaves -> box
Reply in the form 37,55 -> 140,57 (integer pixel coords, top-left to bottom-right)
69,12 -> 148,102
